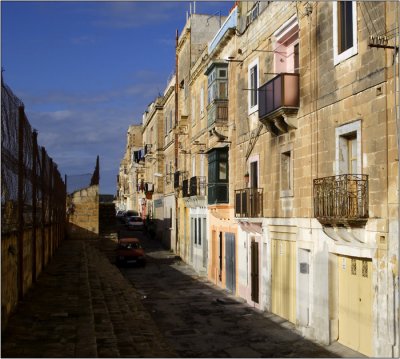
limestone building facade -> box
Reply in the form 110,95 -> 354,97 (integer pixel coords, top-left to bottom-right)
118,2 -> 399,357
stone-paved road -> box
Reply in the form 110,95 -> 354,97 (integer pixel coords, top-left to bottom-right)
1,237 -> 175,358
117,233 -> 363,358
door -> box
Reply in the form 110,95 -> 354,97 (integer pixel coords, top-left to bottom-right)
250,161 -> 258,188
251,240 -> 259,303
202,218 -> 207,269
271,239 -> 296,323
219,232 -> 223,281
250,161 -> 259,217
338,256 -> 372,356
225,233 -> 236,293
190,217 -> 194,263
211,230 -> 217,283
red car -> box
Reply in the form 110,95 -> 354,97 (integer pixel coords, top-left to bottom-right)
116,237 -> 146,266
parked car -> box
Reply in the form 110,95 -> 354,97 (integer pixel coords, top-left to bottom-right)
123,210 -> 138,224
115,237 -> 146,266
126,216 -> 144,231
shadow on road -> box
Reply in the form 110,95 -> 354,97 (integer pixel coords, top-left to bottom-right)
96,222 -> 358,358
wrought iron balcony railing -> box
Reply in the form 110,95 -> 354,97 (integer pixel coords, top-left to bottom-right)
258,73 -> 299,120
189,176 -> 207,197
208,183 -> 229,205
182,179 -> 190,198
207,99 -> 228,127
234,188 -> 263,218
313,174 -> 369,226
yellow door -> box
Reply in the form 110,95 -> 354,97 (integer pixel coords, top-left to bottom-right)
288,240 -> 296,323
358,259 -> 372,356
271,239 -> 296,323
338,256 -> 372,356
210,230 -> 217,283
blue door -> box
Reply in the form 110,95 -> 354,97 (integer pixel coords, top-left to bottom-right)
225,232 -> 236,293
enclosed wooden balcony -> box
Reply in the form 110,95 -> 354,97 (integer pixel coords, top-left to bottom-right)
207,99 -> 228,127
234,188 -> 263,218
313,174 -> 369,226
258,73 -> 299,135
208,183 -> 229,205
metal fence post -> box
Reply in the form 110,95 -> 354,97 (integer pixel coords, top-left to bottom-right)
32,130 -> 38,283
17,107 -> 24,300
48,158 -> 53,259
41,147 -> 46,269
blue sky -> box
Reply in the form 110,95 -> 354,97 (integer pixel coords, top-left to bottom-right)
1,0 -> 233,194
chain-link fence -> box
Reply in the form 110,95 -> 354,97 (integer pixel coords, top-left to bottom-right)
1,78 -> 67,325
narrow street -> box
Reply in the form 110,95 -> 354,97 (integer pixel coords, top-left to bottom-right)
116,230 -> 362,358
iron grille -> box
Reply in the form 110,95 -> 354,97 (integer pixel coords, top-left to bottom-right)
313,174 -> 369,226
234,188 -> 263,218
189,176 -> 207,196
182,179 -> 189,197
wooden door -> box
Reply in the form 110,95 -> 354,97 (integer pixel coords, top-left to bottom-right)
338,256 -> 372,356
251,240 -> 259,303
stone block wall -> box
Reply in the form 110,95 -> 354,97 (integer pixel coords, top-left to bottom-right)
2,223 -> 63,332
67,185 -> 99,240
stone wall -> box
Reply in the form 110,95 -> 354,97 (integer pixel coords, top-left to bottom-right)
67,185 -> 99,240
1,223 -> 63,332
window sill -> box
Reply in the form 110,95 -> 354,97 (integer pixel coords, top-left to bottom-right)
248,106 -> 258,116
333,46 -> 358,66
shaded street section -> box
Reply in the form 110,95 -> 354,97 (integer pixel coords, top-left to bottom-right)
1,238 -> 175,358
117,234 -> 363,358
2,228 -> 363,358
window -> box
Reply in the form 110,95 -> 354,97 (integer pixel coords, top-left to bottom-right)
281,152 -> 291,190
274,16 -> 299,74
194,217 -> 197,245
294,43 -> 299,73
198,218 -> 202,245
165,116 -> 168,135
169,110 -> 173,131
336,120 -> 361,175
280,143 -> 293,197
192,97 -> 196,125
250,161 -> 258,188
248,58 -> 259,113
200,87 -> 204,117
207,148 -> 229,204
192,155 -> 196,177
333,1 -> 358,65
246,1 -> 260,25
206,63 -> 228,104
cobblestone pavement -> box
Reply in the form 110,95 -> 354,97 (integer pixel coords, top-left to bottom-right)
1,236 -> 176,358
2,227 -> 364,358
113,232 -> 364,358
